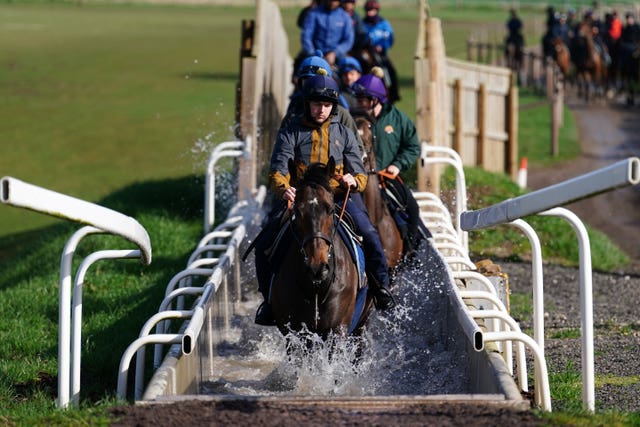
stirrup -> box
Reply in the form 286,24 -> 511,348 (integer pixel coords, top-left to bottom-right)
255,301 -> 276,326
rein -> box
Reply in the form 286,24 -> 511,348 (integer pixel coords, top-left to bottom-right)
287,179 -> 352,310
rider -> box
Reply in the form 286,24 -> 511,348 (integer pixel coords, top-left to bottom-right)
351,73 -> 425,253
341,0 -> 369,59
300,0 -> 354,67
505,9 -> 525,51
253,74 -> 396,325
285,52 -> 363,152
337,56 -> 363,110
361,0 -> 399,103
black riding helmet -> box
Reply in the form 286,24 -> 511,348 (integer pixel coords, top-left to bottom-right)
302,74 -> 340,121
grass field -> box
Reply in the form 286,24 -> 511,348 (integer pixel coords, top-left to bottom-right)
0,2 -> 635,425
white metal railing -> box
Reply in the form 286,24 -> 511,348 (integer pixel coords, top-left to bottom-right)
460,156 -> 640,412
419,142 -> 468,249
0,177 -> 152,409
204,139 -> 250,233
117,170 -> 267,401
414,150 -> 552,410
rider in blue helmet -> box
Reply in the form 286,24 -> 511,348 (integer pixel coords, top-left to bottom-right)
251,73 -> 396,326
337,56 -> 363,110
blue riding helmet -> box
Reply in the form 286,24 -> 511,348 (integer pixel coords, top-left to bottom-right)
338,56 -> 362,74
298,52 -> 332,78
302,74 -> 340,104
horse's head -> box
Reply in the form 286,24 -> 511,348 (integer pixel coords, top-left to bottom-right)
352,112 -> 376,172
289,158 -> 337,287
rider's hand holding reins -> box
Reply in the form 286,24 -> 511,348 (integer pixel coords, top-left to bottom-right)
338,173 -> 357,190
282,187 -> 296,202
385,165 -> 400,179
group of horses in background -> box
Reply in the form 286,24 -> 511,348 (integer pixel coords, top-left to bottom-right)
506,17 -> 640,105
548,22 -> 640,104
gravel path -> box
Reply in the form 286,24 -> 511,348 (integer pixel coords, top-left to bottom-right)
500,261 -> 640,412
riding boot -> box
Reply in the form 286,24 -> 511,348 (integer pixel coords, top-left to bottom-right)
367,274 -> 396,310
255,301 -> 276,326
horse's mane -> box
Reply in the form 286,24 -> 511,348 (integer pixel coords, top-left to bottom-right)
300,162 -> 333,193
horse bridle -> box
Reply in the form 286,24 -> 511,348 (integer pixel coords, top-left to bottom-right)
288,183 -> 351,299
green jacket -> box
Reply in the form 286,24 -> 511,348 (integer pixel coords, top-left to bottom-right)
371,103 -> 420,172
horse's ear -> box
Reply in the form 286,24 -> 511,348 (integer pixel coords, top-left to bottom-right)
288,158 -> 296,182
327,157 -> 336,177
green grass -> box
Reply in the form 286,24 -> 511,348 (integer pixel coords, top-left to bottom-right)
1,2 -> 637,425
442,165 -> 631,272
1,3 -> 248,237
0,176 -> 204,424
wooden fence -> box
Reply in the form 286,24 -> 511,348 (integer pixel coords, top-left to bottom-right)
236,0 -> 293,195
415,0 -> 518,193
466,39 -> 566,157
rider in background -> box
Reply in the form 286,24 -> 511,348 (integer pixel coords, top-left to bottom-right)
620,12 -> 640,77
506,9 -> 524,46
337,56 -> 363,110
253,75 -> 396,325
300,0 -> 354,67
352,73 -> 425,254
505,9 -> 525,64
341,0 -> 369,61
362,0 -> 400,103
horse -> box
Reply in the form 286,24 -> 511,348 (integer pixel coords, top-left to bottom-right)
552,37 -> 572,79
504,34 -> 524,80
571,22 -> 607,101
353,114 -> 404,271
269,158 -> 374,340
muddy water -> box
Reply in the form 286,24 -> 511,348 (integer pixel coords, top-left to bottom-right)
201,242 -> 472,397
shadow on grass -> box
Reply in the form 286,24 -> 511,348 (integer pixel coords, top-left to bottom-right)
0,174 -> 241,401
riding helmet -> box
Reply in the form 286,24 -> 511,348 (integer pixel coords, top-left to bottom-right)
352,74 -> 388,104
298,52 -> 332,78
338,56 -> 362,74
364,0 -> 380,10
302,74 -> 340,104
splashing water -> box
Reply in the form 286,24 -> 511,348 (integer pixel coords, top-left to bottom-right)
201,239 -> 472,397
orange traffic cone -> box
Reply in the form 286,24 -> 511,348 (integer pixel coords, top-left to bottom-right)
517,157 -> 528,189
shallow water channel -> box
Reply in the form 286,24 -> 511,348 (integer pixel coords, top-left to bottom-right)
200,243 -> 473,397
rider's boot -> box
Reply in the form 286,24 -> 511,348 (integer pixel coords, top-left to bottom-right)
255,300 -> 276,326
367,275 -> 396,310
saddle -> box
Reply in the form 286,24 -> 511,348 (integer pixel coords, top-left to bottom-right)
380,175 -> 432,247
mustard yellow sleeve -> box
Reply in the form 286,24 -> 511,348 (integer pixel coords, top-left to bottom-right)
354,173 -> 368,193
269,171 -> 290,199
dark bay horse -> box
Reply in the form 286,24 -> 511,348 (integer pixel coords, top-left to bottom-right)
354,114 -> 403,270
270,159 -> 373,339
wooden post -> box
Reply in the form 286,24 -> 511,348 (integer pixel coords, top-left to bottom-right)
506,73 -> 519,179
453,79 -> 464,155
477,83 -> 487,168
551,70 -> 562,157
237,20 -> 257,198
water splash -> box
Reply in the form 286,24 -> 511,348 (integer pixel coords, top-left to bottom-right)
201,240 -> 471,397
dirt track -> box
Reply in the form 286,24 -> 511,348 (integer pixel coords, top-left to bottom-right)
528,93 -> 640,273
